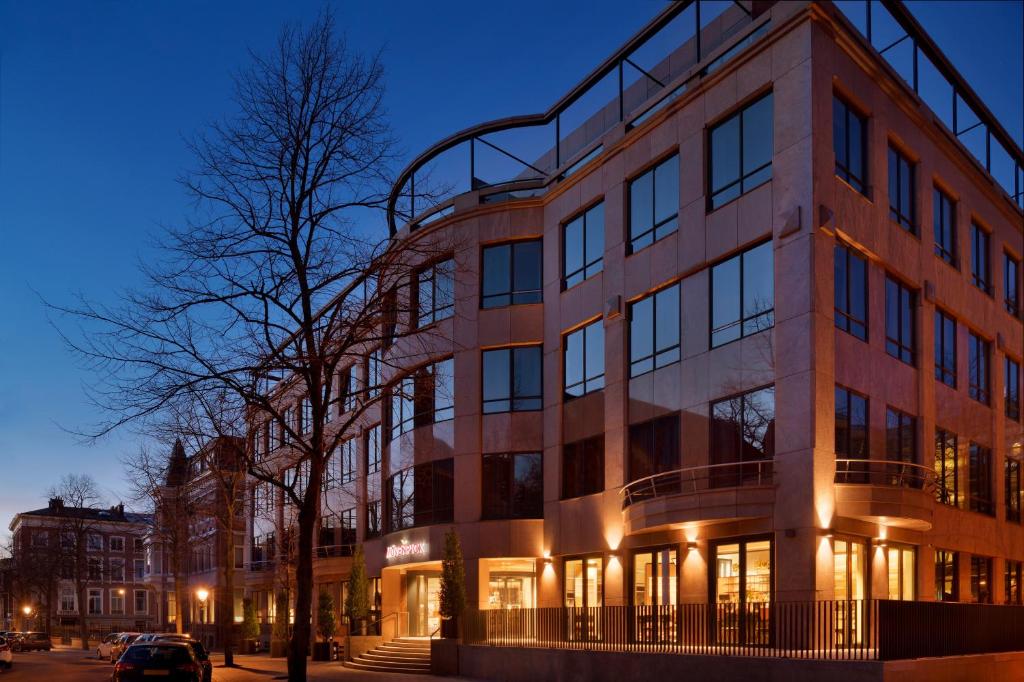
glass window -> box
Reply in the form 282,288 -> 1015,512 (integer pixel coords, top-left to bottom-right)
886,545 -> 915,601
885,276 -> 915,365
337,438 -> 356,484
381,287 -> 398,349
365,500 -> 381,539
482,346 -> 543,413
482,240 -> 543,308
969,223 -> 991,294
633,548 -> 678,610
1006,560 -> 1023,605
887,146 -> 915,232
629,282 -> 680,377
933,187 -> 956,264
970,556 -> 993,604
1006,457 -> 1022,524
365,424 -> 381,475
339,365 -> 358,414
834,243 -> 868,341
481,453 -> 543,520
968,442 -> 993,515
564,320 -> 604,399
934,310 -> 957,388
711,241 -> 774,348
562,435 -> 605,499
713,539 -> 772,646
1005,252 -> 1021,317
1006,357 -> 1021,421
415,357 -> 455,426
629,155 -> 678,252
833,95 -> 867,193
390,375 -> 415,440
835,386 -> 868,459
366,348 -> 382,399
885,407 -> 916,464
134,590 -> 147,614
711,386 -> 775,487
88,589 -> 103,615
968,332 -> 990,404
385,459 -> 454,532
416,258 -> 455,327
564,556 -> 604,610
935,550 -> 958,602
710,93 -> 773,209
564,202 -> 605,287
628,413 -> 680,483
934,428 -> 959,507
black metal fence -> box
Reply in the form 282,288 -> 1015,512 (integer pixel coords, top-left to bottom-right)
463,600 -> 1024,661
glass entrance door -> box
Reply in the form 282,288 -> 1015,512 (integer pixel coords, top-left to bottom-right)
633,548 -> 678,642
407,572 -> 441,637
713,539 -> 771,646
833,539 -> 865,645
564,556 -> 603,641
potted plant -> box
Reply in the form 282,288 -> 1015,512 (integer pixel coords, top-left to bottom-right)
269,591 -> 289,658
241,598 -> 260,654
312,590 -> 336,661
439,528 -> 466,639
345,546 -> 370,635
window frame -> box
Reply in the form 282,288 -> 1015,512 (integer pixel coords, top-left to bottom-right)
934,428 -> 959,508
481,451 -> 544,520
1005,251 -> 1021,317
1006,560 -> 1023,605
887,145 -> 916,232
708,92 -> 774,210
365,423 -> 382,475
967,331 -> 991,405
833,94 -> 868,194
884,275 -> 916,365
629,281 -> 681,377
970,555 -> 993,604
563,319 -> 605,400
480,239 -> 543,309
561,435 -> 605,500
885,406 -> 917,464
628,153 -> 679,253
1006,456 -> 1022,524
1006,356 -> 1021,421
834,242 -> 869,341
834,385 -> 869,460
968,442 -> 994,516
932,186 -> 957,265
709,240 -> 775,349
415,257 -> 455,328
935,549 -> 959,602
969,222 -> 992,295
482,345 -> 544,414
934,309 -> 957,388
563,200 -> 605,287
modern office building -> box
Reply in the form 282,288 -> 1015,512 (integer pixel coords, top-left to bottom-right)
247,0 -> 1022,676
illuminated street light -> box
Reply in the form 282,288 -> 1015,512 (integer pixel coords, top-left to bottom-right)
196,588 -> 209,603
22,605 -> 32,616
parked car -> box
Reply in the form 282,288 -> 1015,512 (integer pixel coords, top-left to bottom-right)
109,632 -> 141,663
12,632 -> 51,652
153,635 -> 211,682
111,642 -> 202,682
0,635 -> 13,669
97,632 -> 122,660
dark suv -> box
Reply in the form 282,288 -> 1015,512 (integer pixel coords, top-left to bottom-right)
13,632 -> 52,652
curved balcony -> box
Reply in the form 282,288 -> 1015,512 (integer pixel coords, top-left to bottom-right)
833,459 -> 936,531
387,0 -> 770,235
620,460 -> 774,534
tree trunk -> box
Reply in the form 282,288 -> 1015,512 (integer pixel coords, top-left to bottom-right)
174,573 -> 186,634
77,564 -> 89,650
223,535 -> 235,666
287,504 -> 315,682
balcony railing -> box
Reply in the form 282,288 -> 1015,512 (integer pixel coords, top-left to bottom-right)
834,459 -> 936,494
387,0 -> 768,235
462,600 -> 1024,661
620,460 -> 774,509
315,543 -> 355,559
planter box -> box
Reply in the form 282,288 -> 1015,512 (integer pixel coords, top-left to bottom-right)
312,642 -> 332,661
269,639 -> 288,658
431,637 -> 460,676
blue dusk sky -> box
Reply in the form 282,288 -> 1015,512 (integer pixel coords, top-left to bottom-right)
0,1 -> 1021,531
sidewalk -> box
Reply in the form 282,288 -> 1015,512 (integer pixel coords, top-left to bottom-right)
206,652 -> 478,681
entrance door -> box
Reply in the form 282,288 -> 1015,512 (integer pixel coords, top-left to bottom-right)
564,556 -> 603,641
713,539 -> 772,646
407,572 -> 441,637
833,539 -> 866,645
633,548 -> 678,643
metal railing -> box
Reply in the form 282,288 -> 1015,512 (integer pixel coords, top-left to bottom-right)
834,0 -> 1023,211
620,460 -> 774,508
834,459 -> 937,494
387,1 -> 768,235
315,544 -> 356,558
463,600 -> 1024,661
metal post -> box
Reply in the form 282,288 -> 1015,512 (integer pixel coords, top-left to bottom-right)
618,61 -> 624,122
410,174 -> 415,219
470,138 -> 475,189
952,89 -> 957,135
695,1 -> 702,61
912,43 -> 918,94
555,113 -> 561,169
985,130 -> 991,171
865,0 -> 872,45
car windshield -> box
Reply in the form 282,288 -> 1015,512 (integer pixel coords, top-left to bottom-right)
124,645 -> 192,664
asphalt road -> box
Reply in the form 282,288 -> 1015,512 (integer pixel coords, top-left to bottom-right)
1,646 -> 475,681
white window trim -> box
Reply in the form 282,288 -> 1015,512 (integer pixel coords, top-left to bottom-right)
109,535 -> 125,552
109,558 -> 125,582
87,533 -> 103,552
88,588 -> 103,615
109,588 -> 125,615
133,589 -> 148,615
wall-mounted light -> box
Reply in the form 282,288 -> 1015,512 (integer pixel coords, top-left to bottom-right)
543,556 -> 553,567
875,538 -> 887,549
686,541 -> 698,552
821,528 -> 834,539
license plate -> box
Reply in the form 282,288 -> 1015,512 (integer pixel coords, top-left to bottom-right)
143,671 -> 170,676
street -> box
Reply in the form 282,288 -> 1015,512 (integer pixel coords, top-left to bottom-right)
0,646 -> 472,681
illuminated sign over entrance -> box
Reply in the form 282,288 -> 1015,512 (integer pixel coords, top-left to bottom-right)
386,538 -> 429,562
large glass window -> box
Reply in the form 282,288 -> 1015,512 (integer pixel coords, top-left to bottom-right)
412,357 -> 455,427
713,539 -> 772,645
336,438 -> 356,485
885,276 -> 915,365
710,93 -> 773,209
482,346 -> 542,413
628,413 -> 680,483
629,155 -> 678,252
885,407 -> 916,464
887,146 -> 915,232
710,386 -> 775,487
968,442 -> 993,515
633,548 -> 678,643
365,500 -> 381,539
1006,357 -> 1021,421
385,459 -> 454,532
1005,251 -> 1021,317
971,556 -> 993,604
833,95 -> 867,193
366,348 -> 382,399
832,539 -> 866,645
564,320 -> 604,399
835,386 -> 869,459
564,202 -> 604,286
935,550 -> 958,602
416,258 -> 455,327
711,241 -> 774,347
1006,560 -> 1023,605
564,556 -> 604,642
934,428 -> 959,507
1006,457 -> 1022,524
481,240 -> 542,308
481,452 -> 543,520
934,310 -> 957,387
834,243 -> 868,341
390,375 -> 415,441
629,282 -> 680,377
933,187 -> 956,264
365,424 -> 381,475
562,435 -> 605,499
969,223 -> 991,294
886,545 -> 915,601
968,332 -> 990,404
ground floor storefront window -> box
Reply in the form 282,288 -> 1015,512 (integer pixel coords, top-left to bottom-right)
632,547 -> 678,643
712,538 -> 771,645
565,556 -> 603,641
833,538 -> 866,645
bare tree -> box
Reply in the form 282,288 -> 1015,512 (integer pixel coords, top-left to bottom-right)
52,11 -> 454,680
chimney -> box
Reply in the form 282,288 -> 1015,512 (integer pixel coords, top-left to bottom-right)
48,497 -> 64,511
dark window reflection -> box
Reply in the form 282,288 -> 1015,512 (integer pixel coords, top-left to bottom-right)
710,92 -> 773,209
386,458 -> 454,532
482,452 -> 543,519
483,345 -> 543,413
711,241 -> 774,347
629,283 -> 680,377
562,435 -> 605,499
710,386 -> 775,486
482,240 -> 543,308
564,202 -> 605,288
564,320 -> 605,399
834,243 -> 868,341
628,413 -> 680,483
629,155 -> 678,252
